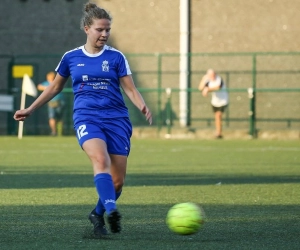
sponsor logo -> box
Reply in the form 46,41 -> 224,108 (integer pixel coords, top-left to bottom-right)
77,63 -> 85,66
87,82 -> 109,90
82,75 -> 88,81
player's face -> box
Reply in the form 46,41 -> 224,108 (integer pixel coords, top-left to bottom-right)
85,18 -> 111,50
207,70 -> 216,80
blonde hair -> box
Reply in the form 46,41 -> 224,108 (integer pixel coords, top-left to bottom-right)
80,2 -> 112,30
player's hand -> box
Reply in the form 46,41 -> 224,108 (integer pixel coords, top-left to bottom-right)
202,86 -> 209,97
141,106 -> 152,125
13,109 -> 32,121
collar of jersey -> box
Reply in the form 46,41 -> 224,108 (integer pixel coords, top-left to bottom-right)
81,45 -> 106,57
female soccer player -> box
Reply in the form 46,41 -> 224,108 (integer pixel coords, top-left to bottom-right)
13,2 -> 152,237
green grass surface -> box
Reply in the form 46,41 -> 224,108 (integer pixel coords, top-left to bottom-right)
0,136 -> 299,250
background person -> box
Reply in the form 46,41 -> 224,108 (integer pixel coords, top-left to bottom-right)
198,69 -> 229,139
37,71 -> 65,136
14,2 -> 152,238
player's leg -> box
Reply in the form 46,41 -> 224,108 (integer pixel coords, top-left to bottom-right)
110,154 -> 127,193
86,117 -> 132,234
75,122 -> 120,236
96,117 -> 131,233
84,139 -> 122,235
214,110 -> 223,138
55,104 -> 64,136
105,117 -> 131,195
56,120 -> 63,136
95,154 -> 126,212
82,138 -> 119,236
49,118 -> 56,135
106,155 -> 127,232
48,106 -> 57,136
92,155 -> 125,235
82,138 -> 120,214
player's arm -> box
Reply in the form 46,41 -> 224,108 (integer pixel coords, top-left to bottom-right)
207,85 -> 221,92
198,74 -> 210,97
120,75 -> 152,125
14,73 -> 68,121
198,74 -> 209,91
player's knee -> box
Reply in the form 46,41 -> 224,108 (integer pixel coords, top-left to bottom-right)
91,155 -> 110,172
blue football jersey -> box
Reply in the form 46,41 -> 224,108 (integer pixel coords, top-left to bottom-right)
55,45 -> 131,124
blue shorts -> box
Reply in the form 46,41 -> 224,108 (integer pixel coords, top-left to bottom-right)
74,117 -> 132,156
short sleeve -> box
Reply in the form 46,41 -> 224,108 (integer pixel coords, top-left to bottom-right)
117,53 -> 132,78
55,53 -> 70,78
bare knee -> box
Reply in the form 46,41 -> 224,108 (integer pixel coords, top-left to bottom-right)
95,156 -> 110,172
82,139 -> 111,174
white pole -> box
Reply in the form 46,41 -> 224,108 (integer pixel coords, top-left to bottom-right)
179,0 -> 189,127
18,91 -> 26,139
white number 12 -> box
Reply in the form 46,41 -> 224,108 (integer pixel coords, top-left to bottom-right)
77,124 -> 88,139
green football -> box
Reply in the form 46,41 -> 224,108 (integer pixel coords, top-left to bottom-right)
166,202 -> 204,235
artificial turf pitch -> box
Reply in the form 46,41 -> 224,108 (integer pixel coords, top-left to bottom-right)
0,136 -> 299,250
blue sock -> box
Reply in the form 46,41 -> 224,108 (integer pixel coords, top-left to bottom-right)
94,173 -> 116,215
95,199 -> 106,216
95,190 -> 122,216
115,190 -> 122,200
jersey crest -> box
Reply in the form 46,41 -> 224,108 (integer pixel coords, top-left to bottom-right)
102,60 -> 109,72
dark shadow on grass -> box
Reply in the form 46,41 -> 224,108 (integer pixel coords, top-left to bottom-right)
0,173 -> 93,189
0,204 -> 299,250
0,172 -> 299,189
125,173 -> 300,187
